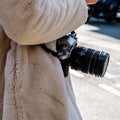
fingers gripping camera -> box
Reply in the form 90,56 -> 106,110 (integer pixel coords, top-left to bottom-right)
56,31 -> 110,77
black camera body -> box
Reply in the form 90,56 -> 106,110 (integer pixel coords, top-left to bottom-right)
57,32 -> 110,77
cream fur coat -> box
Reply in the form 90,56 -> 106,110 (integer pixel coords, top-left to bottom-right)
0,0 -> 88,120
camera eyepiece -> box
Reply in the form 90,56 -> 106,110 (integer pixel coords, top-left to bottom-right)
70,46 -> 110,77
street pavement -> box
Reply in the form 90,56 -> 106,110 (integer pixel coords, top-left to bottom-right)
70,18 -> 120,120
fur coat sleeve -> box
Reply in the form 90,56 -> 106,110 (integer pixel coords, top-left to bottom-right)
0,0 -> 88,120
0,0 -> 87,45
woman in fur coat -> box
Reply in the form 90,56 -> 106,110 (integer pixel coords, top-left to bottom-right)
0,0 -> 97,120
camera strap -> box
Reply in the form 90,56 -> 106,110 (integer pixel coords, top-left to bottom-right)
40,44 -> 69,77
40,44 -> 58,58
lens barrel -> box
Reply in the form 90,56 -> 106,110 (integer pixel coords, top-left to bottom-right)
70,46 -> 110,77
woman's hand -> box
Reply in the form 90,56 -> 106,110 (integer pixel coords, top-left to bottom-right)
86,0 -> 98,4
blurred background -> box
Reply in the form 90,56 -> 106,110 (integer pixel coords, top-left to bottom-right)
70,0 -> 120,120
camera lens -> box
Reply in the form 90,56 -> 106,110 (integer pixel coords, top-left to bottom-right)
70,46 -> 110,77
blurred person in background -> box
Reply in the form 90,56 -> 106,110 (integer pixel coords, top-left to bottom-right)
0,0 -> 97,120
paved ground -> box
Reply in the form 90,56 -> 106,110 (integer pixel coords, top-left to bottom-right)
70,18 -> 120,120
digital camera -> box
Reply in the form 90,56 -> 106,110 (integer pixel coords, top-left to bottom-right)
57,31 -> 110,77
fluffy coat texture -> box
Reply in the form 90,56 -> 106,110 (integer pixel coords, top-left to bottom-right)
0,0 -> 88,120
